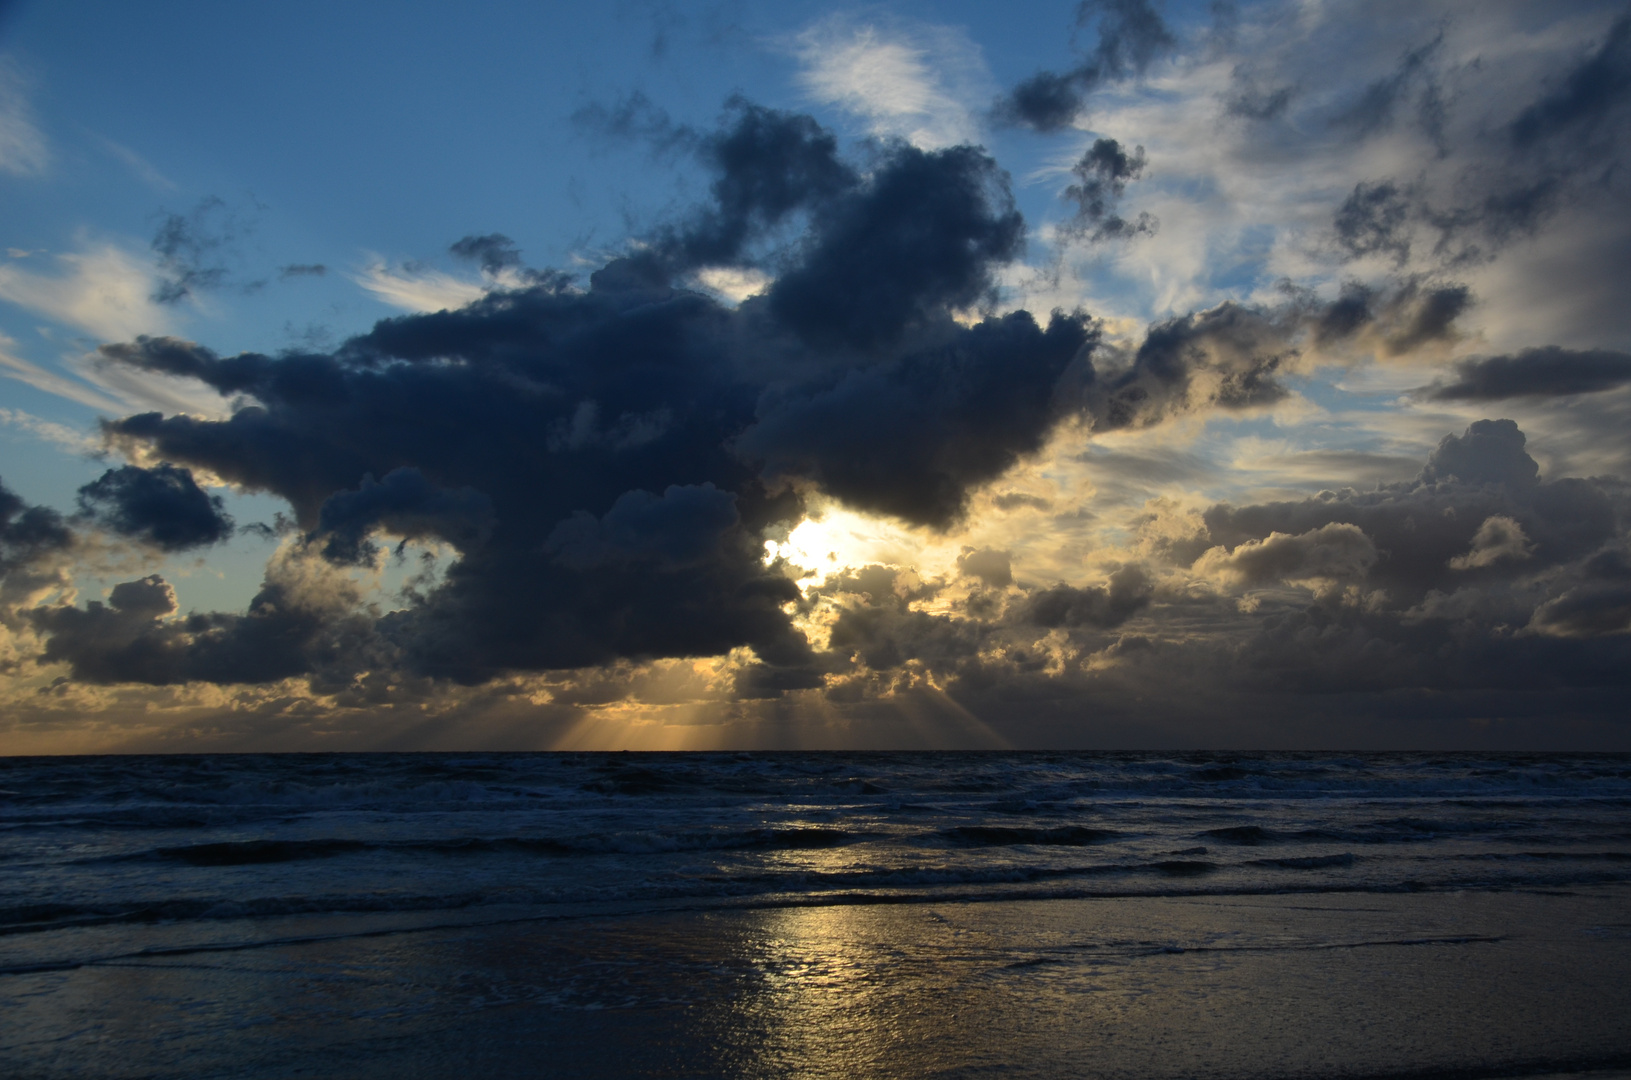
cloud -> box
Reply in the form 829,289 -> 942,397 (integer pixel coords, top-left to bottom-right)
1062,137 -> 1157,241
150,196 -> 259,305
1448,515 -> 1533,570
1196,522 -> 1379,585
0,334 -> 128,413
352,260 -> 489,313
1202,419 -> 1617,605
55,101 -> 1344,693
1422,346 -> 1631,401
992,0 -> 1177,131
0,57 -> 48,176
956,547 -> 1013,588
12,47 -> 1631,746
795,15 -> 991,148
0,408 -> 101,455
75,463 -> 235,552
1022,564 -> 1153,628
0,246 -> 171,341
1509,12 -> 1631,147
315,467 -> 495,566
0,478 -> 73,578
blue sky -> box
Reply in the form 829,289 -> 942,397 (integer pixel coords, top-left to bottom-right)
2,1 -> 1629,751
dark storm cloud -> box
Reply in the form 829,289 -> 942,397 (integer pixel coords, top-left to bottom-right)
737,310 -> 1092,527
40,104 -> 1065,686
1422,346 -> 1631,401
1062,138 -> 1156,241
761,144 -> 1022,349
993,0 -> 1177,131
315,467 -> 495,566
75,464 -> 234,552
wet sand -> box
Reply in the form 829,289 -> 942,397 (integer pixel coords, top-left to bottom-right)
6,885 -> 1630,1079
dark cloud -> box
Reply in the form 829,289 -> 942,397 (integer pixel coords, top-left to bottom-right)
1084,302 -> 1294,432
450,234 -> 523,275
1529,582 -> 1631,638
992,492 -> 1053,512
957,548 -> 1013,589
738,310 -> 1092,527
993,0 -> 1177,131
1334,181 -> 1414,264
31,562 -> 381,688
1201,420 -> 1616,604
150,196 -> 256,305
315,467 -> 495,566
1063,138 -> 1156,241
75,464 -> 234,552
1222,67 -> 1296,121
1510,12 -> 1631,147
762,144 -> 1023,349
1422,346 -> 1631,401
1022,565 -> 1153,629
1332,34 -> 1446,148
1330,14 -> 1631,271
43,104 -> 1053,685
279,264 -> 326,280
1199,522 -> 1377,584
0,478 -> 72,578
664,98 -> 857,273
1308,278 -> 1471,355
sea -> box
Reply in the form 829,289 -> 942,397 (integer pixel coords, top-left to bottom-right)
2,751 -> 1629,1079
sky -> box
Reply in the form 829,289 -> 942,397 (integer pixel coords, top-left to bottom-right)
1,0 -> 1629,753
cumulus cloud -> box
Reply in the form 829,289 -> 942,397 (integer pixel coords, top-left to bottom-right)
1448,515 -> 1534,570
1196,522 -> 1378,586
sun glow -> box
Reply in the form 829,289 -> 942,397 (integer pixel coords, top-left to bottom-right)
764,506 -> 964,591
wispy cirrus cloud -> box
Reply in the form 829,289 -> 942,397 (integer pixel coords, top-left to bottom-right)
793,15 -> 993,149
352,259 -> 489,313
0,56 -> 48,177
0,245 -> 172,342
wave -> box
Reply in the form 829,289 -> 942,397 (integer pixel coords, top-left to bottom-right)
938,825 -> 1116,847
91,826 -> 867,867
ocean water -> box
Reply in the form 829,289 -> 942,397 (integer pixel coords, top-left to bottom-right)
2,752 -> 1629,1078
